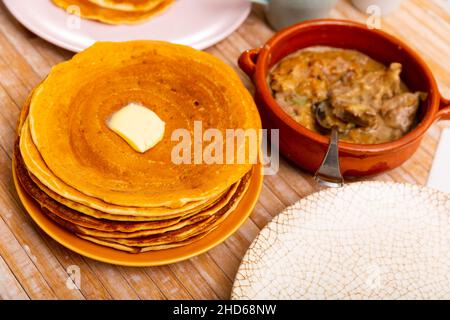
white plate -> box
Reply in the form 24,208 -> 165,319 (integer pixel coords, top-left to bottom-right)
232,182 -> 450,299
3,0 -> 251,52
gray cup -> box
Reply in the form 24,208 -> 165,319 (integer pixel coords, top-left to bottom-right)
251,0 -> 338,30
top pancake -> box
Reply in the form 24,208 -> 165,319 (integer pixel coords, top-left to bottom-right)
28,41 -> 261,208
88,0 -> 165,12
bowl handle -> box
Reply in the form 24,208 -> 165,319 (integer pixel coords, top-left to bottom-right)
238,48 -> 261,79
436,96 -> 450,121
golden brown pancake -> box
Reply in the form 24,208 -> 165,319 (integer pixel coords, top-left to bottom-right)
52,0 -> 173,25
15,41 -> 261,253
27,41 -> 260,208
88,0 -> 165,12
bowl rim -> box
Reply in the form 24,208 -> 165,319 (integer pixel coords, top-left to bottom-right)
253,19 -> 440,153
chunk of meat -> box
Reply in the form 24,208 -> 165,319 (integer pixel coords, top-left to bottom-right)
333,103 -> 378,127
381,92 -> 423,132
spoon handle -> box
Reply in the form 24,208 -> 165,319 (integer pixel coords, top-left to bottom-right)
314,127 -> 344,188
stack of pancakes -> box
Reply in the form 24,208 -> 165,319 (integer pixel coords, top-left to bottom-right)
14,41 -> 261,253
52,0 -> 173,24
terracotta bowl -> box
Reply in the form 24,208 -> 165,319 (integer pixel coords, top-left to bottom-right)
239,19 -> 450,177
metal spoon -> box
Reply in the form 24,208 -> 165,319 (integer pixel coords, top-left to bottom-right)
313,102 -> 344,188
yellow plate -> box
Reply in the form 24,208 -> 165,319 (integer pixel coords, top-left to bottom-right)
13,161 -> 263,266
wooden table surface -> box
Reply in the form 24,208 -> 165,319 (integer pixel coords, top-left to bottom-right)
0,0 -> 449,300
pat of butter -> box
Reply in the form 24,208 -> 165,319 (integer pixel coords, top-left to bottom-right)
107,103 -> 165,153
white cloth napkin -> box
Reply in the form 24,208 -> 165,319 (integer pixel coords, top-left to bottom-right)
427,128 -> 450,194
